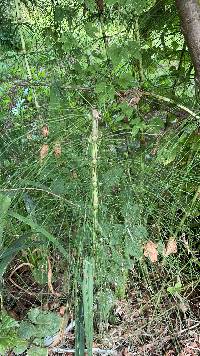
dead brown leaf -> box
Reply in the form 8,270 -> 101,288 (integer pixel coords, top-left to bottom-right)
54,142 -> 61,157
164,237 -> 177,257
59,305 -> 66,316
144,241 -> 158,263
41,125 -> 49,137
179,341 -> 200,356
40,144 -> 49,160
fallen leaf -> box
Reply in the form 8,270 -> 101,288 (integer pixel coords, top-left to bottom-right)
179,341 -> 199,356
40,144 -> 49,160
144,241 -> 158,263
41,125 -> 49,137
164,237 -> 177,257
164,351 -> 175,356
54,142 -> 61,157
59,306 -> 66,316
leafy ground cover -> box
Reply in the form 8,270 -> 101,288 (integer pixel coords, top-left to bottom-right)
0,0 -> 199,355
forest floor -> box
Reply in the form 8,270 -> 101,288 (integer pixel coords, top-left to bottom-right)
4,264 -> 200,356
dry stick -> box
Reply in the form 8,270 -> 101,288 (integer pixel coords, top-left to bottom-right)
14,0 -> 40,109
9,262 -> 37,296
47,257 -> 61,297
50,347 -> 116,355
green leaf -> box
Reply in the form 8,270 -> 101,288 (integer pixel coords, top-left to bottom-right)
13,340 -> 28,355
27,346 -> 48,356
107,44 -> 124,66
127,40 -> 141,59
0,236 -> 43,283
167,282 -> 182,296
18,322 -> 37,339
9,212 -> 68,258
0,194 -> 11,247
117,73 -> 136,89
106,0 -> 118,4
85,23 -> 98,37
19,309 -> 61,341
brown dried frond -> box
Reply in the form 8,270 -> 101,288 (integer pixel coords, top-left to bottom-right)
144,241 -> 158,263
163,237 -> 177,257
40,144 -> 49,160
41,125 -> 49,137
54,142 -> 61,157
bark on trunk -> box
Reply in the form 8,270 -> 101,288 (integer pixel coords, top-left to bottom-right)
176,0 -> 200,86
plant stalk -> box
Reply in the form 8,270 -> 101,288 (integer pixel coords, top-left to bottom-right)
14,0 -> 40,109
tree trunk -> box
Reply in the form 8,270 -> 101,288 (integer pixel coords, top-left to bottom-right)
176,0 -> 200,86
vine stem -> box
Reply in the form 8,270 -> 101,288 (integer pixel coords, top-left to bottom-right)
14,0 -> 40,109
143,91 -> 200,121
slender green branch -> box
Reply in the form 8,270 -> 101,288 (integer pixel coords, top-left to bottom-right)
135,17 -> 144,83
14,0 -> 40,109
143,91 -> 200,121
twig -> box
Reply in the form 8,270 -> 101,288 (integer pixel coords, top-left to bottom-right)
9,262 -> 37,296
49,347 -> 116,355
47,257 -> 61,297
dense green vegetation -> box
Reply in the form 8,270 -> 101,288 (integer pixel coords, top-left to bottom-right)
0,0 -> 199,355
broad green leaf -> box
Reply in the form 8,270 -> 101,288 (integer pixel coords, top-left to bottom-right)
13,340 -> 28,355
19,309 -> 61,341
127,40 -> 141,59
27,346 -> 48,356
0,194 -> 11,247
85,23 -> 98,37
18,322 -> 37,339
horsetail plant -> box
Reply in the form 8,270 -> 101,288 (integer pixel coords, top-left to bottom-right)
76,110 -> 99,356
83,109 -> 99,356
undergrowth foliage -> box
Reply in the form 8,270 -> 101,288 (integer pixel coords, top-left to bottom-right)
0,0 -> 200,354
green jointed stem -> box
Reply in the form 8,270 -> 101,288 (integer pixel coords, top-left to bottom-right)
91,109 -> 99,244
